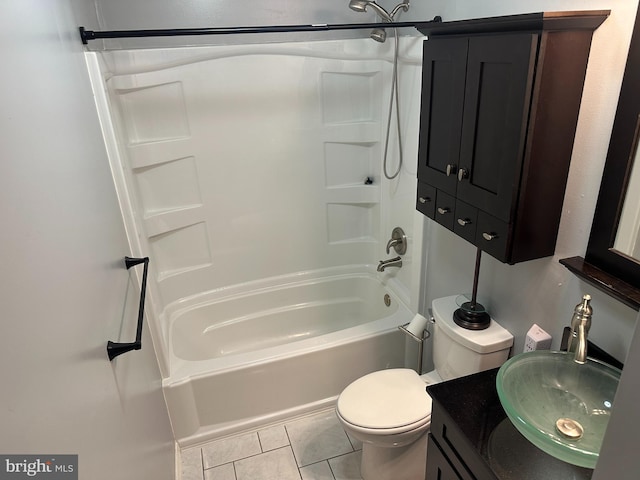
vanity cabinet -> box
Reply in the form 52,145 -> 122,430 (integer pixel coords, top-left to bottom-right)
425,368 -> 594,480
416,12 -> 608,264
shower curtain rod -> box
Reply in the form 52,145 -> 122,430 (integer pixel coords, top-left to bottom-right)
79,17 -> 442,44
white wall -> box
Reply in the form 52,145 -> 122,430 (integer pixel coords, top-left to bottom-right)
0,1 -> 175,478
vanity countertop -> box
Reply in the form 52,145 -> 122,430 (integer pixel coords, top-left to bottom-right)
426,368 -> 593,480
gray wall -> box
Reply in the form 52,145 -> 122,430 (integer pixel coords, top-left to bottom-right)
0,1 -> 175,478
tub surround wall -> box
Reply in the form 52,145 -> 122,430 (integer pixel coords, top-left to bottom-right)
96,38 -> 425,365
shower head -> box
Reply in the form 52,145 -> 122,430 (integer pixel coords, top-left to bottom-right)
348,1 -> 410,42
370,28 -> 387,43
349,0 -> 369,13
348,0 -> 393,22
389,0 -> 410,18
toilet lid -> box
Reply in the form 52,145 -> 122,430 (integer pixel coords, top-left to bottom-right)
337,369 -> 432,430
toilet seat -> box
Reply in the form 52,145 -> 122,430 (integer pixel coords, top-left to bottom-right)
337,368 -> 432,435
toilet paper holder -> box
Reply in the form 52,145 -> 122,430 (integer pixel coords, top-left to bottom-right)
399,311 -> 434,374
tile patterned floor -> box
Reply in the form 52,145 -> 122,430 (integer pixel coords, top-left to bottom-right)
181,409 -> 364,480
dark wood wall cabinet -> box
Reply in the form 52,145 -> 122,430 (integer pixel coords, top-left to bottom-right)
416,11 -> 609,264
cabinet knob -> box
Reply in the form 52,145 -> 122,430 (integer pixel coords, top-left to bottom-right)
458,168 -> 469,182
419,196 -> 431,204
446,164 -> 457,177
482,232 -> 499,241
457,218 -> 472,227
437,207 -> 450,215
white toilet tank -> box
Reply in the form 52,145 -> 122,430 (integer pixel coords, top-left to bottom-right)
432,296 -> 513,381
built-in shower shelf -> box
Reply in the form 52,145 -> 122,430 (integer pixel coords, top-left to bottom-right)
111,72 -> 175,91
156,262 -> 214,282
325,185 -> 380,204
321,124 -> 380,143
128,138 -> 194,169
144,205 -> 205,237
149,221 -> 212,281
112,78 -> 191,146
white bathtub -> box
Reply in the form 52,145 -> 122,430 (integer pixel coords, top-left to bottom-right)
162,267 -> 411,446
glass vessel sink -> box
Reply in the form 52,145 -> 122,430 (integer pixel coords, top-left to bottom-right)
496,350 -> 621,469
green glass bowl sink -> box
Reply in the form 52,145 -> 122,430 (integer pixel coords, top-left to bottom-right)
496,350 -> 621,469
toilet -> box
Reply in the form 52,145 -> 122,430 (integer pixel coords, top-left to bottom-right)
336,295 -> 514,480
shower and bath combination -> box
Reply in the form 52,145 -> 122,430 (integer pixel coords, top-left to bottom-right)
349,0 -> 411,179
81,3 -> 445,446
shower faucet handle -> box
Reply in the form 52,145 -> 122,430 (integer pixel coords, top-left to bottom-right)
386,227 -> 407,255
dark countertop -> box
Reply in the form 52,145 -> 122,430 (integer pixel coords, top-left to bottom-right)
427,368 -> 593,480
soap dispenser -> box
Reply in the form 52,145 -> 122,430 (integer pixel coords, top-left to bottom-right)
567,294 -> 592,363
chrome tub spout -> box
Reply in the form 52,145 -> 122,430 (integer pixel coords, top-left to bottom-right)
377,256 -> 402,272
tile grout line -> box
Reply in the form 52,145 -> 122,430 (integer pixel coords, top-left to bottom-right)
281,424 -> 306,480
256,430 -> 264,453
344,432 -> 357,452
200,447 -> 205,480
326,459 -> 338,480
284,423 -> 302,469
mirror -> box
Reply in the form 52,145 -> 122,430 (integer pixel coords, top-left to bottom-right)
613,118 -> 640,259
563,3 -> 640,310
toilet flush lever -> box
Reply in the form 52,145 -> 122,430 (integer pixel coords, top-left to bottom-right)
386,227 -> 407,255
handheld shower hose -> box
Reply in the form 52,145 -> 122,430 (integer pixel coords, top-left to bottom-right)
349,0 -> 409,179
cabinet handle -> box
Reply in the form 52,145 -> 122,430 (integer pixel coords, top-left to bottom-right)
482,232 -> 499,241
419,196 -> 431,204
446,164 -> 457,177
457,218 -> 472,227
437,207 -> 450,215
458,168 -> 468,181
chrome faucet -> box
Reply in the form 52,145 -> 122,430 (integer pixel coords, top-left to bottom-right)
386,227 -> 407,255
567,294 -> 592,364
378,227 -> 406,272
377,256 -> 402,272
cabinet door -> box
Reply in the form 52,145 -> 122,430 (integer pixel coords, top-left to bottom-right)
426,435 -> 465,480
417,37 -> 467,195
457,34 -> 538,221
